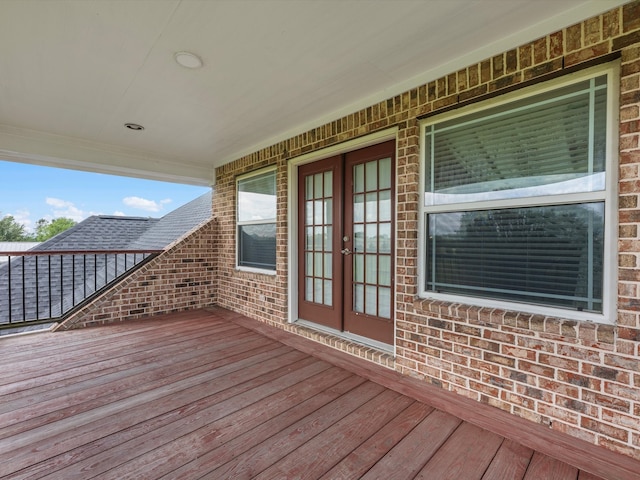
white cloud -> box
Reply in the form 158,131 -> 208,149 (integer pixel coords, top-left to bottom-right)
45,197 -> 95,222
122,196 -> 170,213
10,209 -> 33,232
46,198 -> 73,209
112,211 -> 126,216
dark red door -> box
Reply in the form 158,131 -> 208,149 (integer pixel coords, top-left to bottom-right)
298,141 -> 395,344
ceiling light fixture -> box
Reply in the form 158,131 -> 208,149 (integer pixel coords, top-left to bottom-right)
124,123 -> 144,131
174,51 -> 203,69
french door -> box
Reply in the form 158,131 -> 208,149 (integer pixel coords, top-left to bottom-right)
297,141 -> 395,345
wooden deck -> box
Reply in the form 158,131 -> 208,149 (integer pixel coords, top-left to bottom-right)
1,308 -> 638,479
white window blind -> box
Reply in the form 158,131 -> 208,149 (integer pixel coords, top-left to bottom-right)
422,70 -> 613,317
237,169 -> 276,271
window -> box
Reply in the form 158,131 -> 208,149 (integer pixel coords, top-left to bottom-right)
237,168 -> 276,271
420,65 -> 617,323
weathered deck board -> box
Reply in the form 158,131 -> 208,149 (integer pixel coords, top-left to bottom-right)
207,381 -> 387,479
360,409 -> 461,479
318,401 -> 435,480
414,422 -> 503,479
0,308 -> 637,480
482,439 -> 534,479
162,374 -> 368,479
253,389 -> 414,480
524,452 -> 580,479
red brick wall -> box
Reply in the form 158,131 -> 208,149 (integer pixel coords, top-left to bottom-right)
57,218 -> 218,330
214,3 -> 640,458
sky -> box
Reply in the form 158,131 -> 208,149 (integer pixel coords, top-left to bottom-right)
0,160 -> 211,233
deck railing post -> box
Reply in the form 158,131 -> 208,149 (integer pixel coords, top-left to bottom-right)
35,256 -> 39,321
48,255 -> 52,319
21,257 -> 26,322
7,256 -> 12,324
60,254 -> 63,318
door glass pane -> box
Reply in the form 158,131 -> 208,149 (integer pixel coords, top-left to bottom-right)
366,192 -> 378,222
305,201 -> 313,224
314,278 -> 323,302
324,171 -> 333,197
324,226 -> 332,252
324,199 -> 333,223
306,252 -> 313,276
314,173 -> 323,199
314,200 -> 323,223
355,164 -> 365,193
306,227 -> 313,249
379,223 -> 391,253
379,255 -> 391,286
353,194 -> 365,222
365,285 -> 377,315
366,160 -> 378,191
379,157 -> 391,189
306,175 -> 313,200
354,224 -> 364,253
354,284 -> 364,313
324,280 -> 333,306
306,277 -> 313,301
366,223 -> 378,253
354,253 -> 364,283
379,190 -> 391,221
314,226 -> 323,250
366,254 -> 377,284
378,287 -> 391,318
314,252 -> 322,277
324,253 -> 332,278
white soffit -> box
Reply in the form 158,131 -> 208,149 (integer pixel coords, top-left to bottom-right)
0,0 -> 628,185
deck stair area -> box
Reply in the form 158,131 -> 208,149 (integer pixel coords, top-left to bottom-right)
1,308 -> 639,479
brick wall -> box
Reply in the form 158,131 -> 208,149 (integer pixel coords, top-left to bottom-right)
214,3 -> 640,458
215,154 -> 288,324
56,218 -> 218,330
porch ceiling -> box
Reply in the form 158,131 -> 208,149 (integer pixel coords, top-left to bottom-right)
0,0 -> 626,185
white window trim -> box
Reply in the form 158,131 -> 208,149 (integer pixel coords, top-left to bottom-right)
236,166 -> 277,274
418,62 -> 619,325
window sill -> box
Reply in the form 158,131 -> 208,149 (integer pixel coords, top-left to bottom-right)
235,266 -> 277,276
412,296 -> 616,348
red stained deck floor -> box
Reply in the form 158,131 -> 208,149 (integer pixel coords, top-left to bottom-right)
0,308 -> 638,479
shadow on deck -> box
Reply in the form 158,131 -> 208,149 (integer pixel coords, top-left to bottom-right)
1,308 -> 638,479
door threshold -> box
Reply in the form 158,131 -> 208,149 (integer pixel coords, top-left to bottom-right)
294,318 -> 394,355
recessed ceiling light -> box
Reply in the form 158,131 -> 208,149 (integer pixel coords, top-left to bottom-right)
174,51 -> 203,69
124,123 -> 144,131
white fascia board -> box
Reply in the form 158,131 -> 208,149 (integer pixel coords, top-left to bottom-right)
0,124 -> 214,186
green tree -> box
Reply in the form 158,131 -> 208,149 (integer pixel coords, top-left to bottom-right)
34,217 -> 77,241
0,214 -> 31,241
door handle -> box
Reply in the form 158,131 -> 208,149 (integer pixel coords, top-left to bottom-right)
340,248 -> 352,256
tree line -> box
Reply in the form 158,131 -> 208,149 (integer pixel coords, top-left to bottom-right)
0,214 -> 76,242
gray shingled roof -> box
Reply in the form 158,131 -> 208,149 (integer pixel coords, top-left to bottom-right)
35,216 -> 159,251
129,190 -> 212,250
0,191 -> 211,328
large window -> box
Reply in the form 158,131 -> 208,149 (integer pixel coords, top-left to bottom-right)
237,168 -> 276,271
420,65 -> 616,322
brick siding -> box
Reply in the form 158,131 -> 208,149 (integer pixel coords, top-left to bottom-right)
213,2 -> 640,459
56,218 -> 218,330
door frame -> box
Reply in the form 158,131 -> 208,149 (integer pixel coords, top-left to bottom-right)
287,128 -> 398,351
